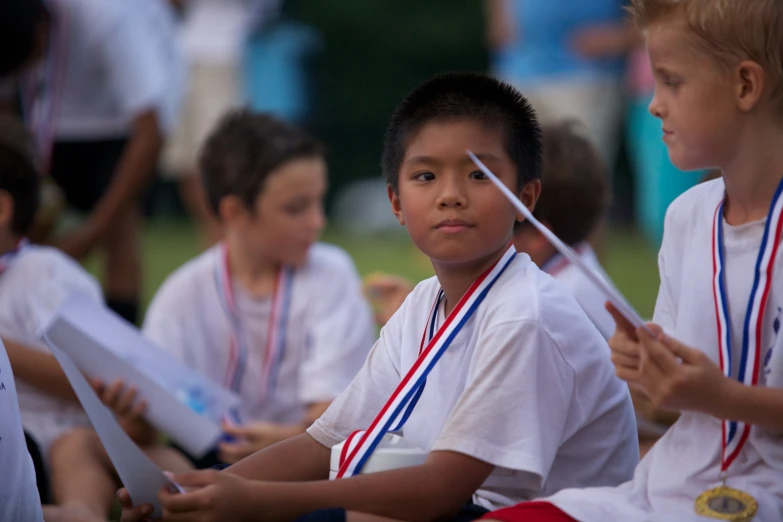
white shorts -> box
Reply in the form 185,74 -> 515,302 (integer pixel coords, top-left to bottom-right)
509,77 -> 624,168
22,409 -> 91,469
161,62 -> 242,177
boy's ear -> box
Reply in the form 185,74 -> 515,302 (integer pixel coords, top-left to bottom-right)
516,179 -> 541,223
387,184 -> 405,226
736,60 -> 765,113
0,191 -> 13,231
218,195 -> 249,226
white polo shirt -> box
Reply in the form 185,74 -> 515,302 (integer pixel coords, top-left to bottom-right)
0,246 -> 102,458
308,253 -> 638,510
142,243 -> 376,426
40,0 -> 183,138
548,179 -> 783,521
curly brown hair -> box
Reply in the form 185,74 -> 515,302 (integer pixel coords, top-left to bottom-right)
198,110 -> 325,216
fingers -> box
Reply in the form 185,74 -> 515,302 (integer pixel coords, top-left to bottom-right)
639,327 -> 678,374
160,484 -> 212,514
606,301 -> 638,341
661,334 -> 704,364
118,489 -> 154,522
115,386 -> 139,418
611,351 -> 639,370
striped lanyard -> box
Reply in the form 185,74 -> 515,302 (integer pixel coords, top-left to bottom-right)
540,242 -> 588,277
214,243 -> 294,401
711,177 -> 783,474
336,245 -> 517,478
0,238 -> 29,278
20,0 -> 69,175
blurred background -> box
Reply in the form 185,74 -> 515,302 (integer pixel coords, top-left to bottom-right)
79,0 -> 705,318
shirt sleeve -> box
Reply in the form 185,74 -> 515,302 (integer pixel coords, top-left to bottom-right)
306,315 -> 402,449
430,319 -> 574,487
141,279 -> 190,365
298,250 -> 376,404
93,3 -> 165,122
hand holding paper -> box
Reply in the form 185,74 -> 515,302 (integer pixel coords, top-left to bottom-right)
467,149 -> 649,332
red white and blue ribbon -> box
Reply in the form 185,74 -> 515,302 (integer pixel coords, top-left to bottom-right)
712,177 -> 783,472
336,245 -> 516,478
541,242 -> 589,277
20,0 -> 69,174
0,238 -> 29,277
214,243 -> 294,401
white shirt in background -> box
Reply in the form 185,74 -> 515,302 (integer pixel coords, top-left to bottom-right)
142,243 -> 376,426
543,243 -> 617,340
0,246 -> 102,459
308,254 -> 638,510
47,0 -> 184,138
0,339 -> 45,522
548,179 -> 783,521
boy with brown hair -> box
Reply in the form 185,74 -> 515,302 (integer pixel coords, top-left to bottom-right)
482,0 -> 783,520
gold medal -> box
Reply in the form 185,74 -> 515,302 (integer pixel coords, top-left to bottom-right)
695,485 -> 758,521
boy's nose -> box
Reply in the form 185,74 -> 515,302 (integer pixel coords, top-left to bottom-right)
436,176 -> 467,208
648,91 -> 666,119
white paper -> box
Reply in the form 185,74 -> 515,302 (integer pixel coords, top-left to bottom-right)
46,342 -> 180,518
467,150 -> 649,331
39,294 -> 240,457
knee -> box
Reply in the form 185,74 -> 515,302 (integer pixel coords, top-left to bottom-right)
48,427 -> 102,463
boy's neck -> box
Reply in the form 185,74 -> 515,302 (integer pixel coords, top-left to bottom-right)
432,244 -> 510,316
224,235 -> 279,298
722,123 -> 783,225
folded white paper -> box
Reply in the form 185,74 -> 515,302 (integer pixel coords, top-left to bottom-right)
40,294 -> 240,457
46,342 -> 181,518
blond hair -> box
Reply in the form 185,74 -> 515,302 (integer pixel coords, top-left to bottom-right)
629,0 -> 783,115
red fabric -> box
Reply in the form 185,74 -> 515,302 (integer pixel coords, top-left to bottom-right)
481,502 -> 578,522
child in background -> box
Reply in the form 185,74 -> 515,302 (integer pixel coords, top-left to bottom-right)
124,110 -> 375,468
0,115 -> 189,522
120,72 -> 637,522
367,121 -> 616,339
482,0 -> 783,520
0,0 -> 183,325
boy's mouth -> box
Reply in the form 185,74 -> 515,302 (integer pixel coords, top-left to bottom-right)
435,218 -> 474,233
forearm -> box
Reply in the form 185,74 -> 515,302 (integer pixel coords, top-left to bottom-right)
248,457 -> 481,522
714,380 -> 783,434
227,433 -> 331,482
3,338 -> 77,401
88,110 -> 161,239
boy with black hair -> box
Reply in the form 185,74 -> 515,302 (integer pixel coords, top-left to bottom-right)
121,73 -> 637,522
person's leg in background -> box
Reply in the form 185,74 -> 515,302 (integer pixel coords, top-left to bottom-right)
102,204 -> 143,326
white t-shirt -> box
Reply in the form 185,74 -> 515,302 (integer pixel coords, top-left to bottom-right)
0,246 -> 102,456
0,339 -> 45,522
40,0 -> 183,138
143,243 -> 375,426
307,254 -> 638,510
179,0 -> 281,64
543,244 -> 616,340
548,179 -> 783,522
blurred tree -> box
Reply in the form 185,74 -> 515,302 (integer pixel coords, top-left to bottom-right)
290,0 -> 487,206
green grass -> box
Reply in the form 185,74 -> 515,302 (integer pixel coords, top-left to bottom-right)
87,220 -> 661,320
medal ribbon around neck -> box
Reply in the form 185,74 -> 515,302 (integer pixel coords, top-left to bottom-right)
20,0 -> 69,174
711,177 -> 783,472
336,245 -> 516,479
0,238 -> 30,277
214,243 -> 294,400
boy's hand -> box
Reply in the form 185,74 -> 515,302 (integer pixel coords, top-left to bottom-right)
218,422 -> 301,464
118,487 -> 155,522
635,327 -> 732,414
159,470 -> 263,522
606,302 -> 645,384
363,273 -> 414,326
93,379 -> 156,445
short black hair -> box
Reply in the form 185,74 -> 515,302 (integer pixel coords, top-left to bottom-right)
199,110 -> 326,216
0,0 -> 47,77
0,116 -> 40,236
382,72 -> 542,192
530,121 -> 609,246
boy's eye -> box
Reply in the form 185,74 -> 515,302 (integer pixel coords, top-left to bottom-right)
469,170 -> 488,180
414,172 -> 435,181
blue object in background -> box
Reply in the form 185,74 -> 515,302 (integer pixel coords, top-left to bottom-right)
626,95 -> 704,248
243,20 -> 321,124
